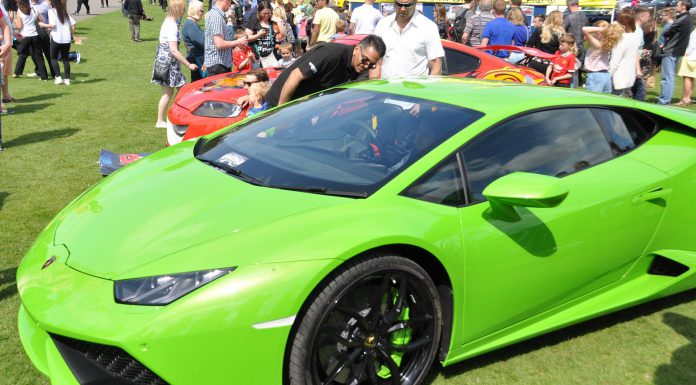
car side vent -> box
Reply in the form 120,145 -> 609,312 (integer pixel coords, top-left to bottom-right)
648,255 -> 689,277
50,333 -> 169,385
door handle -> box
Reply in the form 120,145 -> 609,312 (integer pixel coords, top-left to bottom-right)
633,187 -> 671,203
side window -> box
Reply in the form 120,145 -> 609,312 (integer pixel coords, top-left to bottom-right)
402,155 -> 466,206
461,108 -> 614,203
443,48 -> 481,75
592,108 -> 654,154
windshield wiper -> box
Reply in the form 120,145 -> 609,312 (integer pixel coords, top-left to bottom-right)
266,184 -> 368,198
195,156 -> 264,186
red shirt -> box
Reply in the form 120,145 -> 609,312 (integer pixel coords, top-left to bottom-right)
550,51 -> 576,85
233,46 -> 253,72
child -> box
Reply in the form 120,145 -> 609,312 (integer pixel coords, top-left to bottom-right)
546,33 -> 576,88
278,42 -> 296,68
329,19 -> 347,40
247,81 -> 271,117
233,29 -> 255,71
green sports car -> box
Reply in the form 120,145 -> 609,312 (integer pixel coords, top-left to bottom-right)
17,78 -> 696,385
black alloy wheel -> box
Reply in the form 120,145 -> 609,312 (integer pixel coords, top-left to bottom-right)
288,254 -> 442,385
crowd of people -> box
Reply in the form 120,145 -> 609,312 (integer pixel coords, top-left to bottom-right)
149,0 -> 445,126
0,0 -> 79,150
146,0 -> 696,127
0,0 -> 694,148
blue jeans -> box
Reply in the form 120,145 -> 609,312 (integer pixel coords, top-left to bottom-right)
632,77 -> 646,101
658,55 -> 678,104
585,71 -> 612,93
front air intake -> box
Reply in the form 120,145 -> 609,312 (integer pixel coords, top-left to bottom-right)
648,255 -> 689,277
50,334 -> 168,385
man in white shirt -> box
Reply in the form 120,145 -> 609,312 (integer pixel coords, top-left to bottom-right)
309,0 -> 338,47
371,0 -> 443,78
631,6 -> 650,101
350,0 -> 382,35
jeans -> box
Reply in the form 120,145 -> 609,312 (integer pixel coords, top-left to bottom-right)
658,55 -> 678,104
14,35 -> 48,80
50,40 -> 71,79
585,71 -> 612,93
37,29 -> 56,78
632,77 -> 646,101
128,14 -> 141,40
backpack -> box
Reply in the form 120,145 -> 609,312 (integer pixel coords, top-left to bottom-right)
451,8 -> 470,42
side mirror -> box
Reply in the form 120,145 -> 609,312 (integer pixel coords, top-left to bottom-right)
482,172 -> 569,221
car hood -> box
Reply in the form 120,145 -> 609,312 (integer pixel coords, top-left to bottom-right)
176,78 -> 248,111
54,143 -> 345,279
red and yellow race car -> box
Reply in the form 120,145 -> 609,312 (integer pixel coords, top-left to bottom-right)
166,36 -> 546,146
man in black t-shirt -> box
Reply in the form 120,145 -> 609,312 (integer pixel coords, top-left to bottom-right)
266,35 -> 386,107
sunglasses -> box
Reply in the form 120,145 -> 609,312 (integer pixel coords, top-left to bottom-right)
394,1 -> 415,8
358,47 -> 378,70
243,80 -> 259,87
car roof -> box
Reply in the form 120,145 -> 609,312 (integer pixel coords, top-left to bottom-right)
341,77 -> 631,115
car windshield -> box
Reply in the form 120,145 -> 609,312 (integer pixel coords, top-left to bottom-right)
195,88 -> 482,197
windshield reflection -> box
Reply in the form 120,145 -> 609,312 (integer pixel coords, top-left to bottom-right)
196,88 -> 482,196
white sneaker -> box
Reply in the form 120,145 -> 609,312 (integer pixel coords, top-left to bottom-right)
75,52 -> 81,63
63,78 -> 71,85
54,76 -> 63,84
27,72 -> 38,78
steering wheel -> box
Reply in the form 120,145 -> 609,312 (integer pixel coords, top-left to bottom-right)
339,120 -> 379,160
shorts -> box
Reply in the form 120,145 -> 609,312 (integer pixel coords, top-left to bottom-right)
585,71 -> 612,93
677,59 -> 696,78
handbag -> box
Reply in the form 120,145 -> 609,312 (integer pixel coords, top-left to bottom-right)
152,46 -> 171,83
32,8 -> 49,40
651,44 -> 663,63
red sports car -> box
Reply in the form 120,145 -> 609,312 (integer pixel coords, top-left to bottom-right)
166,36 -> 546,146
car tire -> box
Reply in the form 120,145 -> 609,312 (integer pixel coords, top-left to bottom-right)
288,253 -> 442,385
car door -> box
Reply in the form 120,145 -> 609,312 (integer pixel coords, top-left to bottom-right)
456,107 -> 670,342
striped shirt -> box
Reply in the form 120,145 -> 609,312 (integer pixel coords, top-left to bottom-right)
204,6 -> 233,69
463,11 -> 495,47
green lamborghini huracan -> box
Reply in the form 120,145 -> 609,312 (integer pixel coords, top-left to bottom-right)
17,78 -> 696,385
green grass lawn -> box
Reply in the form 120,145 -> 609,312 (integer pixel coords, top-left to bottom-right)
1,9 -> 695,384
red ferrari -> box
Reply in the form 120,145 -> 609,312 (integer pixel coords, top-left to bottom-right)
166,36 -> 546,146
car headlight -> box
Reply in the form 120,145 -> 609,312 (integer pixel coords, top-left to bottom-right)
171,123 -> 188,137
114,268 -> 235,305
193,101 -> 242,118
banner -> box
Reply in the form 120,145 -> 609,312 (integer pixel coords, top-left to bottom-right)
522,0 -> 614,6
350,0 -> 614,7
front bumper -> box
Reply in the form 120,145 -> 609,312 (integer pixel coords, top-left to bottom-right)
17,232 -> 339,385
